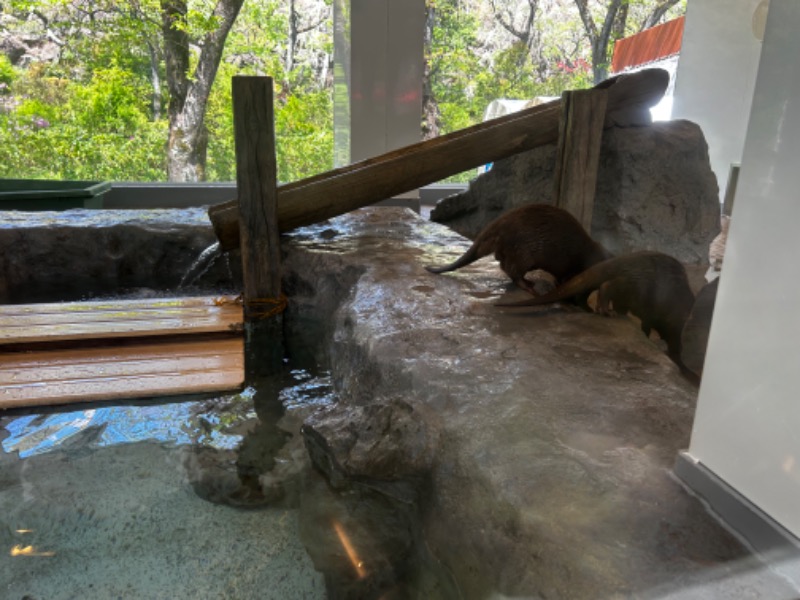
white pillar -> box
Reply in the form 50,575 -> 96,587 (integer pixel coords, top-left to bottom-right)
671,0 -> 765,203
686,0 -> 800,540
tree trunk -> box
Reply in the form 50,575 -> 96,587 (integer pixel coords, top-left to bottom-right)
160,0 -> 244,182
422,3 -> 441,140
146,40 -> 162,121
574,0 -> 624,84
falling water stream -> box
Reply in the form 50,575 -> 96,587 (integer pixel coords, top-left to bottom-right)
178,241 -> 226,289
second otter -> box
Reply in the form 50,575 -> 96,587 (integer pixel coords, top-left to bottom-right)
497,251 -> 696,375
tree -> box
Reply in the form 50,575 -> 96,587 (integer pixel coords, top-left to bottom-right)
423,0 -> 484,139
160,0 -> 244,182
572,0 -> 683,84
490,0 -> 540,68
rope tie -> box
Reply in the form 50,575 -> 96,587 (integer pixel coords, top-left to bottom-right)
245,293 -> 288,320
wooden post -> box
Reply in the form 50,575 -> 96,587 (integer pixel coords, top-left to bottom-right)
553,88 -> 608,232
233,75 -> 284,379
210,68 -> 670,251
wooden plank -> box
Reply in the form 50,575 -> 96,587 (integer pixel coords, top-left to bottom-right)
209,68 -> 670,251
0,337 -> 244,408
0,295 -> 241,316
0,306 -> 241,329
0,297 -> 243,345
553,88 -> 609,231
0,318 -> 241,345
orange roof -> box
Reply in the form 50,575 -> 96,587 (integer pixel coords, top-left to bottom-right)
611,16 -> 685,73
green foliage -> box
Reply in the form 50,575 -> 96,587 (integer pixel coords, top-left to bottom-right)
0,0 -> 684,186
0,54 -> 14,89
275,90 -> 333,182
0,0 -> 334,183
68,66 -> 151,134
0,112 -> 167,180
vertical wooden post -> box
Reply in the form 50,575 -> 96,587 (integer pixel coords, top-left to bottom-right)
553,88 -> 608,232
233,75 -> 284,379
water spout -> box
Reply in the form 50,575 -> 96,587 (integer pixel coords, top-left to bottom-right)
179,241 -> 222,289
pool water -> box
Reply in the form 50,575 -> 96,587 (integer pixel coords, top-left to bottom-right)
0,367 -> 333,599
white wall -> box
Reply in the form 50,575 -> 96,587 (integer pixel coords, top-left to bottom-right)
687,0 -> 800,539
672,0 -> 765,202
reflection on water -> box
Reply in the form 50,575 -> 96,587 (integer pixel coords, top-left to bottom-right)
0,362 -> 456,599
2,368 -> 335,459
0,367 -> 333,599
2,396 -> 251,458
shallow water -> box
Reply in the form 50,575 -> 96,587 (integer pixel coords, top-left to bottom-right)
0,367 -> 333,599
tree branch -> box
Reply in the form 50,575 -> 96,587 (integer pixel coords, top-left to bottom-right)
160,0 -> 190,117
186,0 -> 244,128
573,0 -> 598,43
490,0 -> 529,42
640,0 -> 682,31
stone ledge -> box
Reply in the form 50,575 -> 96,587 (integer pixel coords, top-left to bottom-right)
289,207 -> 795,599
1,204 -> 793,598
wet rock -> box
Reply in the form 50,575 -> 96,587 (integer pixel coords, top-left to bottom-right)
298,470 -> 441,600
431,120 -> 720,265
0,208 -> 240,303
302,398 -> 439,501
284,208 -> 786,599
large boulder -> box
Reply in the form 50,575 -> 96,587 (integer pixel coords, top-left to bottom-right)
431,119 -> 720,265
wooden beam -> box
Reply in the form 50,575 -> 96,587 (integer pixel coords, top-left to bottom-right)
209,68 -> 670,251
553,88 -> 609,231
233,75 -> 282,321
232,75 -> 285,379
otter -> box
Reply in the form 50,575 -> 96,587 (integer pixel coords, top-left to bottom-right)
497,251 -> 697,378
426,204 -> 612,294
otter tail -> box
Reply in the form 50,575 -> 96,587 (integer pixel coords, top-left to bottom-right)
495,254 -> 633,308
425,237 -> 492,274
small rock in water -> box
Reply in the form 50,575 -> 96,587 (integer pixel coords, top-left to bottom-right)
319,228 -> 338,240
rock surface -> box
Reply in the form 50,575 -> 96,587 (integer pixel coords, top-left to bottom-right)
0,208 -> 239,303
302,398 -> 439,493
431,120 -> 720,265
1,206 -> 794,599
285,208 -> 794,599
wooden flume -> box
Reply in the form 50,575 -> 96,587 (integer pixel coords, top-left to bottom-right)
208,68 -> 669,251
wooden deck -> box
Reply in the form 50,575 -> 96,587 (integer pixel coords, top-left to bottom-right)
0,296 -> 245,409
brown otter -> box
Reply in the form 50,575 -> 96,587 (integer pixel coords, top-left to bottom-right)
497,251 -> 697,378
426,204 -> 612,294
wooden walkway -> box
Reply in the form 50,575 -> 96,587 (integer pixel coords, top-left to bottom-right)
0,296 -> 245,409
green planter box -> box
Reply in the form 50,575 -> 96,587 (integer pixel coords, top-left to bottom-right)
0,179 -> 111,210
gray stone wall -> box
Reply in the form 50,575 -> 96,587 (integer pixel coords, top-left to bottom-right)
431,119 -> 720,265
